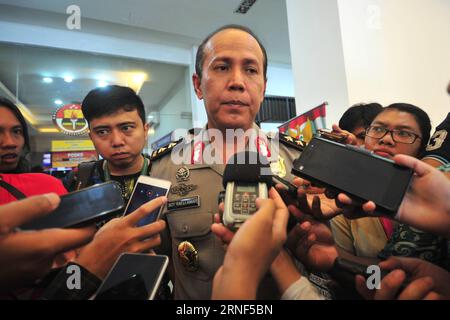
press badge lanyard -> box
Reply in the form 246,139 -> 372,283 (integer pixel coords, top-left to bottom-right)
103,156 -> 149,196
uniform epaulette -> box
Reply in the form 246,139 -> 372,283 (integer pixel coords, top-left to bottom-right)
150,139 -> 183,161
278,132 -> 307,151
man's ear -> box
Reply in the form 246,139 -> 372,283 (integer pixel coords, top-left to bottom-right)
143,122 -> 150,139
192,73 -> 203,100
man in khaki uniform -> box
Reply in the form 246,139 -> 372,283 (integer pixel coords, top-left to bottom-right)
150,25 -> 304,300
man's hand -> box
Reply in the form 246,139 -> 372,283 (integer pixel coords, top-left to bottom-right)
211,188 -> 288,299
355,256 -> 450,300
285,203 -> 338,272
0,194 -> 96,292
336,155 -> 450,238
75,196 -> 167,279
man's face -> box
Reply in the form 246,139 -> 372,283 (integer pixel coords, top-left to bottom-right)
364,109 -> 422,159
0,107 -> 25,173
193,29 -> 267,131
88,109 -> 148,169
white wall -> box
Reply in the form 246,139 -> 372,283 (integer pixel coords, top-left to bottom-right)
265,64 -> 295,97
337,0 -> 450,128
149,78 -> 192,146
286,0 -> 350,128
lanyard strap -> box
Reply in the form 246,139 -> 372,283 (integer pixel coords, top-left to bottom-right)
103,156 -> 149,181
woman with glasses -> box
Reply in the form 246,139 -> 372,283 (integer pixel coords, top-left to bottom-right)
331,104 -> 448,271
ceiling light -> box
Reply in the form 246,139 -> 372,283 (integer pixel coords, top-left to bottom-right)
43,77 -> 53,83
98,80 -> 108,88
54,99 -> 63,106
64,76 -> 73,83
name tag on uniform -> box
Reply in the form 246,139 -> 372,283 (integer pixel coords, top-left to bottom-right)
167,196 -> 201,211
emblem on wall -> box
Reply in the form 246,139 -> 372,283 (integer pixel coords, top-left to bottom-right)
52,104 -> 89,136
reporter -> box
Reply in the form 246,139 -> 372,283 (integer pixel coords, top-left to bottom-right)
0,194 -> 96,292
355,256 -> 450,300
211,188 -> 288,299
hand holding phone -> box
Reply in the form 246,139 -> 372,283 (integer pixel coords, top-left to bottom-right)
20,181 -> 125,230
94,253 -> 169,300
291,137 -> 414,216
74,197 -> 167,279
123,176 -> 171,227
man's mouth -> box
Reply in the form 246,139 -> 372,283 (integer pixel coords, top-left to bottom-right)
221,100 -> 249,108
111,152 -> 130,159
1,153 -> 18,162
373,149 -> 394,158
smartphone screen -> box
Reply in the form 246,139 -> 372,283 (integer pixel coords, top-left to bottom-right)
124,181 -> 169,227
20,181 -> 124,230
94,253 -> 169,300
292,137 -> 413,215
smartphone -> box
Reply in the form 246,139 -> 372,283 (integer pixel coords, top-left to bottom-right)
20,181 -> 124,230
317,129 -> 348,143
94,253 -> 169,300
123,176 -> 171,227
291,137 -> 414,216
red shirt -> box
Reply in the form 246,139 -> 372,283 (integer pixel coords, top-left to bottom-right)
0,173 -> 67,204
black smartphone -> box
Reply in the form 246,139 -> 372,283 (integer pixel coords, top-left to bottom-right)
291,137 -> 414,216
20,181 -> 124,230
94,253 -> 169,300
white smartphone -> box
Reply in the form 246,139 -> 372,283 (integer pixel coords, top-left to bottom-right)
122,176 -> 171,227
93,253 -> 169,300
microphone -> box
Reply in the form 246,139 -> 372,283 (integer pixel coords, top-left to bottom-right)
222,151 -> 272,230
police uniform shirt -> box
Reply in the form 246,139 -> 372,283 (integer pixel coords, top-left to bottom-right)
150,124 -> 304,300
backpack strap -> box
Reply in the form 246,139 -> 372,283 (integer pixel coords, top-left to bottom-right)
0,177 -> 26,200
75,161 -> 97,190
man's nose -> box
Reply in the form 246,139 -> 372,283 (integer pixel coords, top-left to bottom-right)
110,130 -> 125,147
379,131 -> 395,145
227,68 -> 245,92
0,132 -> 18,149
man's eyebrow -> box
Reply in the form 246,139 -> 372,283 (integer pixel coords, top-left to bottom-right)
92,125 -> 110,131
372,121 -> 415,131
117,121 -> 137,128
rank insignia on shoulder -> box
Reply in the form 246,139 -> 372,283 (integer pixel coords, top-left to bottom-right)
278,133 -> 307,151
150,139 -> 183,161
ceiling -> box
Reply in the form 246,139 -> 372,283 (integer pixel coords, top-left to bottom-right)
0,0 -> 291,64
0,42 -> 187,134
0,0 -> 291,138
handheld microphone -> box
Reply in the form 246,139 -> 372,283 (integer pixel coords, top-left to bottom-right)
222,151 -> 272,230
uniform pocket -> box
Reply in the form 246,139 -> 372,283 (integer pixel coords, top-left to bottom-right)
167,211 -> 223,281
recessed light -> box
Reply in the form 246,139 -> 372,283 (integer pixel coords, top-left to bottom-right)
64,76 -> 73,83
43,77 -> 53,83
98,80 -> 108,87
54,99 -> 63,105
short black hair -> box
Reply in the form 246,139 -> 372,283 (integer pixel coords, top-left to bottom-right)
195,24 -> 268,81
339,103 -> 383,133
383,103 -> 431,156
82,85 -> 146,125
0,96 -> 30,153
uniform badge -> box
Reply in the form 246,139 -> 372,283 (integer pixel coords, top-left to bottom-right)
167,196 -> 200,211
170,183 -> 197,197
270,156 -> 286,178
178,241 -> 199,271
176,166 -> 190,182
